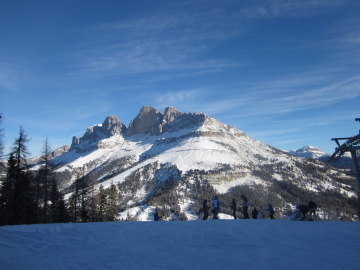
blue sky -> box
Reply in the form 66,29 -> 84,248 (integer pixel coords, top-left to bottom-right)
1,0 -> 360,157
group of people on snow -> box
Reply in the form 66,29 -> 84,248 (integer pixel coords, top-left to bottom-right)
202,195 -> 276,220
153,195 -> 317,221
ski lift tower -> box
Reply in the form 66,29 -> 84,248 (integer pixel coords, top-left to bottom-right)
328,118 -> 360,218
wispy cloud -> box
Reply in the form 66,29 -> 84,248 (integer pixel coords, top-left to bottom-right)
148,68 -> 360,131
153,88 -> 214,114
232,73 -> 359,118
64,9 -> 246,79
275,137 -> 319,145
239,0 -> 351,18
247,114 -> 349,139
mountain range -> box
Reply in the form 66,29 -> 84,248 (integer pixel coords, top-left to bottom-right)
27,106 -> 357,220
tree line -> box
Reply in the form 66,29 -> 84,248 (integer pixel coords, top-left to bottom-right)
0,127 -> 121,226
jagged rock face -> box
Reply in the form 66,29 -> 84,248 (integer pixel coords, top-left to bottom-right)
163,106 -> 181,123
72,136 -> 81,147
162,112 -> 206,133
70,107 -> 243,153
71,115 -> 126,149
81,125 -> 104,143
51,145 -> 70,158
102,115 -> 126,137
128,106 -> 210,136
127,106 -> 164,136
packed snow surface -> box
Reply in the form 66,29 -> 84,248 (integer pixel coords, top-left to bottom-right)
1,219 -> 360,270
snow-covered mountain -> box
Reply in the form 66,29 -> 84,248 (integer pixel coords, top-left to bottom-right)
41,106 -> 356,220
287,145 -> 327,159
287,145 -> 353,169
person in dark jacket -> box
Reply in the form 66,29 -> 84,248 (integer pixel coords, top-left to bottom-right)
202,199 -> 210,220
252,207 -> 258,219
308,201 -> 317,216
266,203 -> 275,219
231,199 -> 237,219
154,210 -> 162,221
241,195 -> 250,219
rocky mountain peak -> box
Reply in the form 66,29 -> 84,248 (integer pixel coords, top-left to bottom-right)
127,106 -> 211,136
163,106 -> 181,123
71,115 -> 126,151
127,106 -> 164,136
69,106 -> 242,152
102,115 -> 127,137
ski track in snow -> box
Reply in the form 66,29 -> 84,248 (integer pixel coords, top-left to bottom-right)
1,220 -> 360,270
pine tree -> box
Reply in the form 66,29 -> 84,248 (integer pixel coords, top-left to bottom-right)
68,193 -> 77,223
34,166 -> 43,223
40,137 -> 52,223
0,153 -> 16,225
87,179 -> 98,222
34,137 -> 53,223
97,184 -> 107,221
0,113 -> 4,158
68,174 -> 81,223
49,178 -> 70,223
18,170 -> 36,225
0,127 -> 36,225
106,183 -> 118,221
13,127 -> 35,225
79,176 -> 89,223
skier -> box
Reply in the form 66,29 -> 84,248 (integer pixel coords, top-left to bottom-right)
154,210 -> 162,221
212,195 -> 220,219
231,199 -> 237,219
241,195 -> 250,219
266,203 -> 275,219
308,200 -> 317,218
202,199 -> 210,220
258,209 -> 264,219
252,207 -> 258,219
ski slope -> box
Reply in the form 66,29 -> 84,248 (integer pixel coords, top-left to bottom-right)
1,219 -> 360,270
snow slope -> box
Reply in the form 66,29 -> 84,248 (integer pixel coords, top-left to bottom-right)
1,220 -> 360,270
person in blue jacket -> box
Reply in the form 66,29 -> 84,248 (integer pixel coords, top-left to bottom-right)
212,195 -> 220,219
